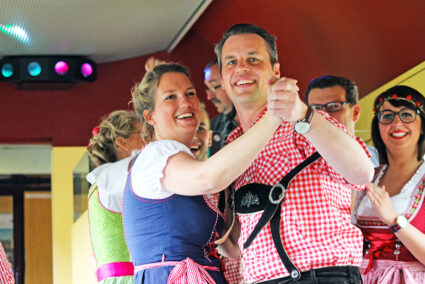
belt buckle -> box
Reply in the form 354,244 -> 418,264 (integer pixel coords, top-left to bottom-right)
268,183 -> 285,204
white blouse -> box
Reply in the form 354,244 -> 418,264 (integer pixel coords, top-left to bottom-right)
86,155 -> 133,213
130,140 -> 194,199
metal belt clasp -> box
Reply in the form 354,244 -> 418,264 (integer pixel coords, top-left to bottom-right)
268,183 -> 285,204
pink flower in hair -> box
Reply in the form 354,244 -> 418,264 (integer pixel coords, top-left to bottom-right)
92,126 -> 100,137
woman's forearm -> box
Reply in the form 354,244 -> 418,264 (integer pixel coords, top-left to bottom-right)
396,224 -> 425,264
162,113 -> 281,195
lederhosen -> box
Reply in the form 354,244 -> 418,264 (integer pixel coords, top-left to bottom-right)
229,151 -> 321,281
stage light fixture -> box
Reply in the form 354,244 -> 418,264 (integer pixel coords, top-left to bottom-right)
27,61 -> 42,77
54,61 -> 69,75
81,63 -> 93,78
1,63 -> 14,78
0,56 -> 97,90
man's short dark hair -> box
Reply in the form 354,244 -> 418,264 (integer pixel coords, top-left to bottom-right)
214,23 -> 278,72
305,75 -> 359,105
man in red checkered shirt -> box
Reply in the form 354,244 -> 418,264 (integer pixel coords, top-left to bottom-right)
215,24 -> 374,283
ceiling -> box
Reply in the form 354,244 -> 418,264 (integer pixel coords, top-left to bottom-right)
0,0 -> 211,63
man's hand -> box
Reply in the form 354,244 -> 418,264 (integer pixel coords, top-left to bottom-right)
267,76 -> 307,123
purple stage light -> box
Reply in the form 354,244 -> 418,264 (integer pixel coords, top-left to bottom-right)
81,63 -> 93,77
54,61 -> 69,75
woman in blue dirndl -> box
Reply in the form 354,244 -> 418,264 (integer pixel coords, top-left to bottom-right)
122,62 -> 288,283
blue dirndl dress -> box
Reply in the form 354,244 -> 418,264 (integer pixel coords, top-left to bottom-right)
122,141 -> 226,284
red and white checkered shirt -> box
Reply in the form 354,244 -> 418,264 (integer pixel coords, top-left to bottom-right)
227,110 -> 368,283
206,193 -> 244,284
0,241 -> 14,284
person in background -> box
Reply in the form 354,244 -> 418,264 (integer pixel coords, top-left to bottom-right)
215,23 -> 373,283
0,240 -> 14,284
123,62 -> 288,283
86,110 -> 144,284
352,85 -> 425,283
145,56 -> 165,74
305,74 -> 379,166
204,59 -> 239,155
190,104 -> 212,161
191,105 -> 245,284
305,75 -> 379,213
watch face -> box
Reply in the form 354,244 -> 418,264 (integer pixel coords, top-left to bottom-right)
295,121 -> 310,134
398,216 -> 408,227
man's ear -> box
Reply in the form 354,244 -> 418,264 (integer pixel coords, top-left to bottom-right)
353,104 -> 361,123
273,62 -> 280,78
143,109 -> 155,126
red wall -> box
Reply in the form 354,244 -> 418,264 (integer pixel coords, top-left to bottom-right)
3,0 -> 425,146
0,32 -> 217,146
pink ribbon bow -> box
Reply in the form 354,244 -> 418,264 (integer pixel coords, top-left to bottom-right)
167,258 -> 217,284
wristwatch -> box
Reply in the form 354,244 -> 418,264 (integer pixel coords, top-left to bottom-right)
294,106 -> 314,134
390,215 -> 408,233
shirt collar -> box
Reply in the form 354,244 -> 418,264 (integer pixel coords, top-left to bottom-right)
227,108 -> 267,143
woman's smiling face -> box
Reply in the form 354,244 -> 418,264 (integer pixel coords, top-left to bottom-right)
146,72 -> 200,144
378,101 -> 422,155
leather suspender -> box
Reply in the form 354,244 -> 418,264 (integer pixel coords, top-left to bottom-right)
234,151 -> 321,280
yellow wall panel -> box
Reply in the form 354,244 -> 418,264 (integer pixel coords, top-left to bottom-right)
51,147 -> 86,284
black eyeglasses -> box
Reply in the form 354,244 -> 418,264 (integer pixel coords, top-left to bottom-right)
377,108 -> 420,124
310,101 -> 349,113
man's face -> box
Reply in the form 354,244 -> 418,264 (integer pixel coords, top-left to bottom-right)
204,64 -> 233,114
220,33 -> 280,109
307,85 -> 360,133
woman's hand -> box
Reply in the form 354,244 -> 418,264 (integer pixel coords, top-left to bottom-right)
366,182 -> 398,226
266,76 -> 303,123
145,57 -> 166,72
367,181 -> 425,265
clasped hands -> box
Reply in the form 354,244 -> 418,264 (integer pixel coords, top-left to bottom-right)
266,76 -> 308,123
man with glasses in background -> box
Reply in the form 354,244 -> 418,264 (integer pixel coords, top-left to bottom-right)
204,59 -> 239,155
305,75 -> 379,166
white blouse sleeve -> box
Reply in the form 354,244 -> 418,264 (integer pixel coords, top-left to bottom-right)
131,140 -> 194,199
86,156 -> 133,213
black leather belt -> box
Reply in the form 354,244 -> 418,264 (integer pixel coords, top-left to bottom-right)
233,151 -> 321,281
256,266 -> 360,284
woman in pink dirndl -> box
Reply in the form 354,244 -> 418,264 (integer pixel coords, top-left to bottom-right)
353,85 -> 425,283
